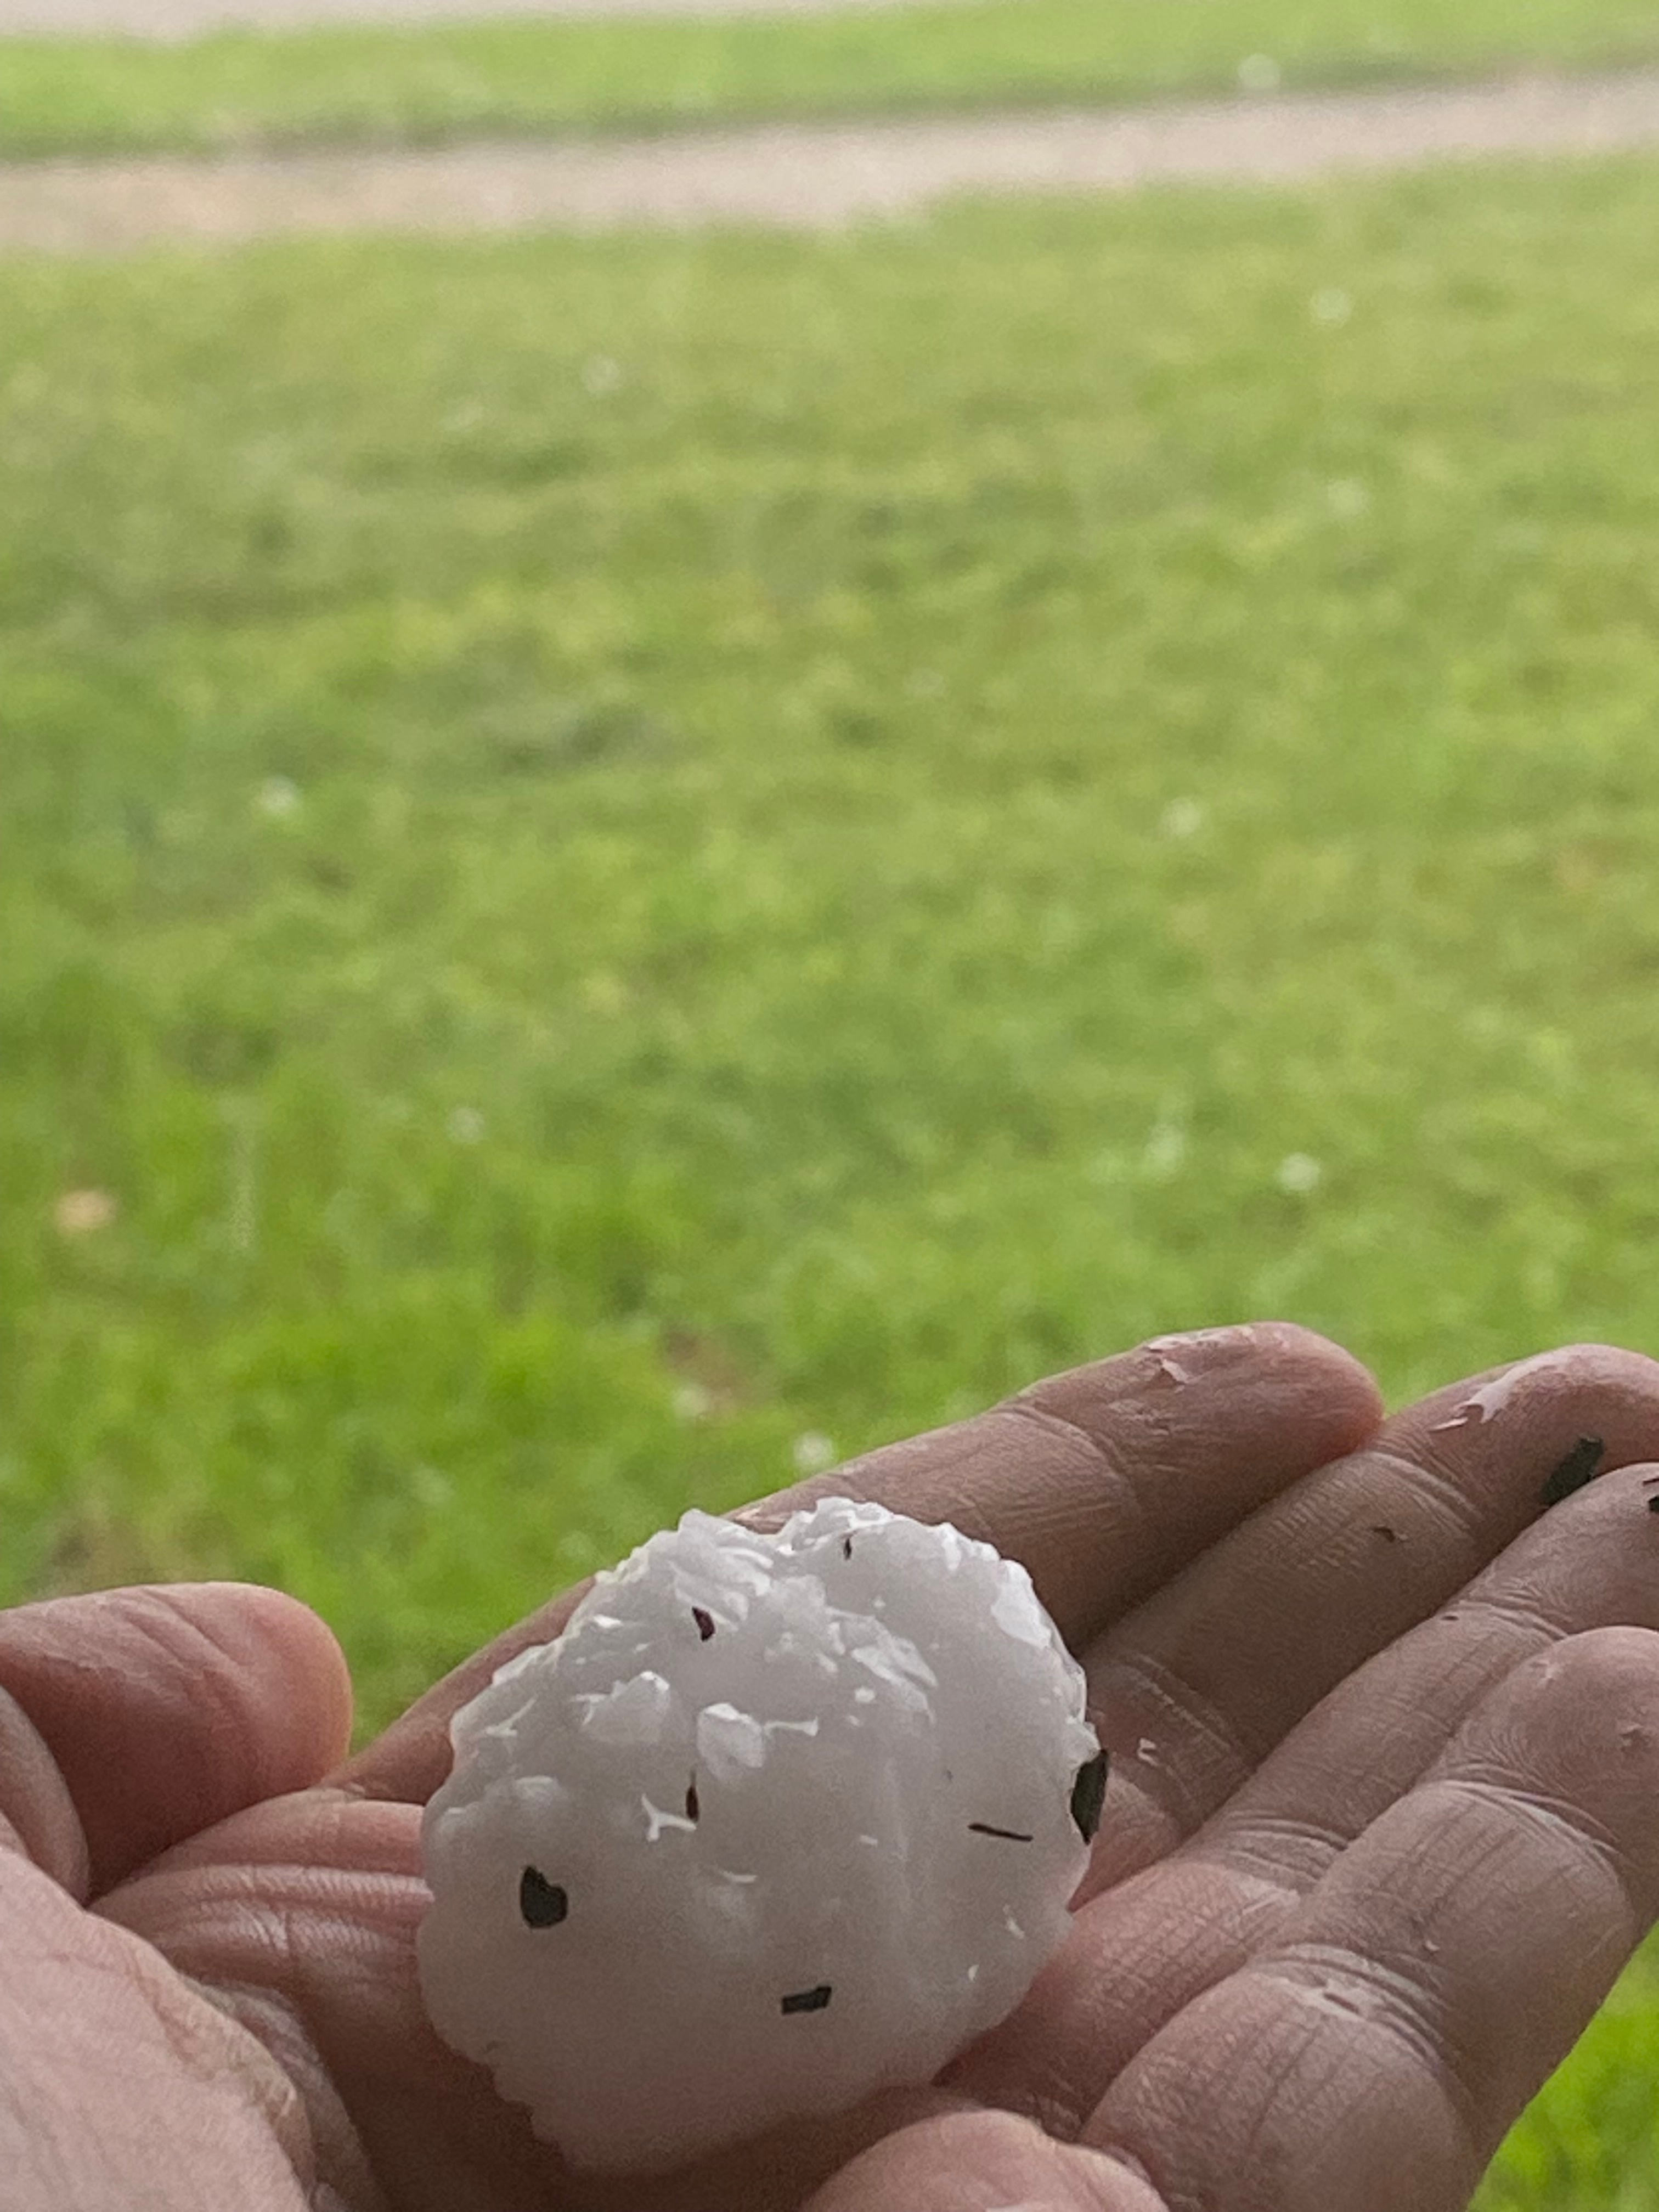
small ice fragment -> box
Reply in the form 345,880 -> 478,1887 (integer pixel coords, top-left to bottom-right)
490,1644 -> 548,1688
582,1673 -> 673,1747
1277,1152 -> 1323,1195
850,1639 -> 938,1695
411,1464 -> 453,1509
1143,1120 -> 1187,1178
1311,287 -> 1354,326
54,1188 -> 117,1235
447,1106 -> 487,1145
1160,797 -> 1204,839
792,1431 -> 838,1476
1147,1326 -> 1251,1356
1429,1351 -> 1576,1431
696,1702 -> 769,1780
641,1796 -> 697,1843
256,775 -> 301,818
991,1573 -> 1052,1649
478,1698 -> 537,1742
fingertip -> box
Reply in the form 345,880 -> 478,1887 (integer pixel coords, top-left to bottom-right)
0,1582 -> 357,1891
191,1583 -> 356,1775
340,1325 -> 1389,1812
1035,1319 -> 1385,1458
1468,1620 -> 1659,1819
1242,1321 -> 1387,1437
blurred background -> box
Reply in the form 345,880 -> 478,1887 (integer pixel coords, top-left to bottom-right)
4,0 -> 1659,2200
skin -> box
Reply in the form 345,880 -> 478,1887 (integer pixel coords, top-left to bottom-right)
4,1325 -> 1659,2211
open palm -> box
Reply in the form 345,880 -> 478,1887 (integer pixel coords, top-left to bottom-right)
5,1324 -> 1659,2212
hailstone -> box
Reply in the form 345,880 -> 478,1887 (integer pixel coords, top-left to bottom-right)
417,1497 -> 1104,2172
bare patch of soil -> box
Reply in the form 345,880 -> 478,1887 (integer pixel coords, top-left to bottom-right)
3,70 -> 1658,252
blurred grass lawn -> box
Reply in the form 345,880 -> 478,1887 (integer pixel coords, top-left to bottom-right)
5,156 -> 1659,2202
4,0 -> 1659,155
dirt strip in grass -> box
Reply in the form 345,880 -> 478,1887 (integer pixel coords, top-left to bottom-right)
5,66 -> 1659,248
5,0 -> 930,24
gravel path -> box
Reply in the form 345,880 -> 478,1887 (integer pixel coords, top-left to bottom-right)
3,0 -> 924,26
5,69 -> 1659,250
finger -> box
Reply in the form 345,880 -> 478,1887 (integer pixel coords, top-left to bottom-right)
101,1799 -> 1031,2212
0,1585 -> 353,1893
951,1458 -> 1659,2129
1080,1627 -> 1659,2212
743,1324 -> 1382,1644
1201,1457 -> 1659,1886
800,2109 -> 1160,2212
0,1688 -> 88,1895
338,1323 -> 1382,1805
1076,1344 -> 1659,1886
0,1852 -> 319,2212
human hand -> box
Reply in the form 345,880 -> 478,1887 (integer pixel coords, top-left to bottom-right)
5,1329 -> 1659,2212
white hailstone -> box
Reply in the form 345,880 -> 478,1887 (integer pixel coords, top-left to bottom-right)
1276,1151 -> 1323,1195
790,1430 -> 838,1477
1159,797 -> 1204,840
417,1497 -> 1103,2174
256,775 -> 301,819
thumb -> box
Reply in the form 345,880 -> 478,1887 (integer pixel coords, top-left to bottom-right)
0,1583 -> 352,1895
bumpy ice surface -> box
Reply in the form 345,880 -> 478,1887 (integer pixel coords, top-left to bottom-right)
417,1497 -> 1103,2171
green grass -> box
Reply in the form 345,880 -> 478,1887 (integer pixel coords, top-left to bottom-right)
9,158 -> 1659,1717
1483,1942 -> 1659,2208
6,122 -> 1659,2212
3,0 -> 1659,157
